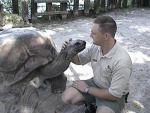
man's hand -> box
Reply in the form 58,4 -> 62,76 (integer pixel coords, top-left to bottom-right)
72,80 -> 119,101
62,39 -> 81,65
61,38 -> 72,50
72,80 -> 89,93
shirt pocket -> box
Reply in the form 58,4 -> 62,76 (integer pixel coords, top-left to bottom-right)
101,65 -> 113,78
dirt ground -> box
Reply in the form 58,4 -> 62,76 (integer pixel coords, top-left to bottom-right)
34,8 -> 150,113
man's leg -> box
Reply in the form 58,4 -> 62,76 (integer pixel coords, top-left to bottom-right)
62,79 -> 97,113
95,95 -> 125,113
62,87 -> 86,104
96,106 -> 115,113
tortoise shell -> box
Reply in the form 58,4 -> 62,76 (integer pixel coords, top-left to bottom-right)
0,28 -> 57,86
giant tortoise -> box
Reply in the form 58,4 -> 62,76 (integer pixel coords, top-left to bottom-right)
0,28 -> 86,113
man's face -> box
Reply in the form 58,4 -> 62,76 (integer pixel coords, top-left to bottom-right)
90,23 -> 105,46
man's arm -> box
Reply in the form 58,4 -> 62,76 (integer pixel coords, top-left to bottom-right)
62,40 -> 83,65
88,87 -> 119,101
73,80 -> 119,101
88,67 -> 132,101
71,55 -> 81,65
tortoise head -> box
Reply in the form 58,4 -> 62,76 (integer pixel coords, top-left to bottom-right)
62,39 -> 86,60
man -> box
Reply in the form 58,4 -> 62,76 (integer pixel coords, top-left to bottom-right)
62,16 -> 132,113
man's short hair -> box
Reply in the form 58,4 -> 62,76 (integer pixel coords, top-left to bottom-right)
94,16 -> 117,37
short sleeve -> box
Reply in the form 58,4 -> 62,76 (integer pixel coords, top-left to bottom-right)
109,59 -> 132,98
78,44 -> 94,65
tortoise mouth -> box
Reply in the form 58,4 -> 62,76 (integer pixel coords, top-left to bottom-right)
75,41 -> 86,52
81,41 -> 86,50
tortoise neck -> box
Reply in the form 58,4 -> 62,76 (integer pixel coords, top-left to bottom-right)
38,49 -> 72,79
58,48 -> 72,61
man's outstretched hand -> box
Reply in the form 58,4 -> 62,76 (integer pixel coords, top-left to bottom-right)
72,80 -> 89,93
62,38 -> 72,50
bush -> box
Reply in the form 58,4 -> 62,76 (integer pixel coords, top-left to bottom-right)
2,13 -> 24,26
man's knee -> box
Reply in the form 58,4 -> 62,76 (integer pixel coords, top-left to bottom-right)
62,87 -> 85,104
62,87 -> 72,104
96,106 -> 115,113
62,93 -> 71,104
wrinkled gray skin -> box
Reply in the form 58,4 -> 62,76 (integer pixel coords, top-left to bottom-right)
0,28 -> 86,113
41,39 -> 86,77
32,39 -> 86,88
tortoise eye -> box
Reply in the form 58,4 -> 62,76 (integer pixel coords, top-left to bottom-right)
75,42 -> 81,46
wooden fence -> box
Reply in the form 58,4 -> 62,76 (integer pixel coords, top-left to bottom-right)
1,0 -> 150,22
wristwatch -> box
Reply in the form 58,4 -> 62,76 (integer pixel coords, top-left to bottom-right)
84,87 -> 90,94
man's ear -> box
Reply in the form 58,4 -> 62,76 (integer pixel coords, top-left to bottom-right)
104,33 -> 109,40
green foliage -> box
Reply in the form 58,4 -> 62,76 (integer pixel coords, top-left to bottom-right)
1,0 -> 12,13
128,0 -> 134,8
3,13 -> 24,26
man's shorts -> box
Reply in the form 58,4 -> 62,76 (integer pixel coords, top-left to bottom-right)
80,78 -> 125,113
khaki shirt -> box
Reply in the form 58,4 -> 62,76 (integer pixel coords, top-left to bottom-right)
78,42 -> 132,98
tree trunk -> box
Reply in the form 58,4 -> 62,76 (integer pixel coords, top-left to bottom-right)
137,0 -> 141,7
12,0 -> 19,14
21,0 -> 29,24
60,2 -> 68,19
46,3 -> 52,12
122,0 -> 128,8
31,0 -> 37,22
100,0 -> 105,9
0,3 -> 3,26
0,3 -> 2,14
141,0 -> 144,7
143,0 -> 149,7
107,0 -> 110,9
60,2 -> 67,11
94,0 -> 100,14
112,0 -> 117,8
107,0 -> 116,9
116,0 -> 122,8
73,0 -> 79,16
84,0 -> 90,15
131,0 -> 136,7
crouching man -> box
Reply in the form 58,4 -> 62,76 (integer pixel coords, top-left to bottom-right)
62,16 -> 132,113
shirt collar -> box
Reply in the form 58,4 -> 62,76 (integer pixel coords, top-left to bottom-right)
99,41 -> 119,58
